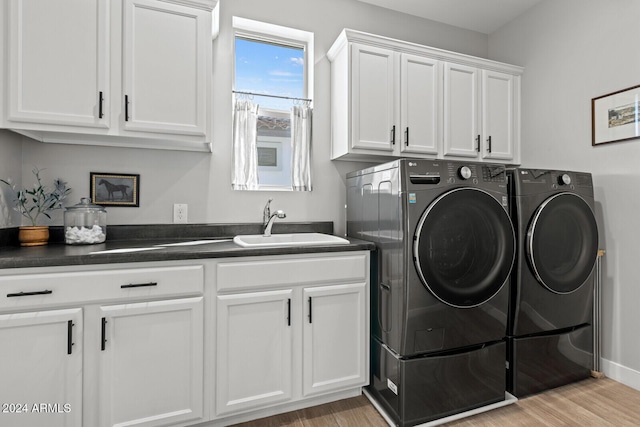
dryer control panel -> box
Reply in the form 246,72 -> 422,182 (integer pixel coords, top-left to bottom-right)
515,169 -> 593,192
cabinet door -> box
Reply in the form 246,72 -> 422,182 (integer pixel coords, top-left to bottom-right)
482,70 -> 514,161
443,62 -> 480,158
303,283 -> 367,396
98,297 -> 204,427
7,0 -> 108,128
400,54 -> 439,156
216,290 -> 293,415
350,43 -> 396,152
122,0 -> 207,136
0,308 -> 82,427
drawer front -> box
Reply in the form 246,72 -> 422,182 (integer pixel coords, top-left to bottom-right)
0,265 -> 204,311
216,252 -> 369,292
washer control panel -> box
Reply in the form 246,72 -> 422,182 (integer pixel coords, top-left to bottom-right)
407,161 -> 506,186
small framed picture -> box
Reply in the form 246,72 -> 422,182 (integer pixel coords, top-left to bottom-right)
592,84 -> 640,145
90,172 -> 140,207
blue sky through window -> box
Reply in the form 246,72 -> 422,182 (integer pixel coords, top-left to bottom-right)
235,38 -> 304,111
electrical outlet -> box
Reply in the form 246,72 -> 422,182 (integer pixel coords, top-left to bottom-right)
173,204 -> 188,224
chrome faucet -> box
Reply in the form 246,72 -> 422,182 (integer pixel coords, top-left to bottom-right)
264,210 -> 286,236
263,199 -> 286,236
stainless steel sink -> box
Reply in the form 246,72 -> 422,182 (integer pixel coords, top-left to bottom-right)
233,233 -> 350,248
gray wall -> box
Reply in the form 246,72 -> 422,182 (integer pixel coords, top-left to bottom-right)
0,130 -> 22,227
490,0 -> 640,388
0,0 -> 488,235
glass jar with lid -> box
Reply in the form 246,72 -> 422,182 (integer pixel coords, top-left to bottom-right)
64,198 -> 107,244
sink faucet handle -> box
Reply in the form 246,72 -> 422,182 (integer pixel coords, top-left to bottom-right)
263,198 -> 273,226
264,209 -> 286,237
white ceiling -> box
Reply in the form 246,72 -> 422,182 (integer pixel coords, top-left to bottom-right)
357,0 -> 543,34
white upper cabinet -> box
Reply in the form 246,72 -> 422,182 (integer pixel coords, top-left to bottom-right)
122,0 -> 207,137
328,29 -> 522,164
443,62 -> 480,158
332,43 -> 439,160
2,0 -> 213,152
400,53 -> 440,156
443,65 -> 517,161
7,0 -> 109,129
350,43 -> 396,153
481,69 -> 516,160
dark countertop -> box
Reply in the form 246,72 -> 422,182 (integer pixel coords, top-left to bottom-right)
0,223 -> 375,270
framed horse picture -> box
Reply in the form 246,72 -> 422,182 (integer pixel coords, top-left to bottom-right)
90,172 -> 140,207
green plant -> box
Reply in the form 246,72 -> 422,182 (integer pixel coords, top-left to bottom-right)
1,168 -> 72,226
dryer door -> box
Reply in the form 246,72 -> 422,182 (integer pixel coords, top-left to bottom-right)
527,192 -> 599,294
413,188 -> 516,308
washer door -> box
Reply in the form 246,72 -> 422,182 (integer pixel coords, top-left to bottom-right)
527,193 -> 599,294
413,188 -> 516,308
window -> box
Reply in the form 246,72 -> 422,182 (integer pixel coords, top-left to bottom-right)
232,17 -> 314,191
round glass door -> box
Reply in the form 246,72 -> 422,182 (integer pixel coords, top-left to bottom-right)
527,193 -> 599,294
413,188 -> 516,308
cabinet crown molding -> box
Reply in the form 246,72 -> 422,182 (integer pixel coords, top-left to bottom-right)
328,28 -> 523,75
159,0 -> 217,11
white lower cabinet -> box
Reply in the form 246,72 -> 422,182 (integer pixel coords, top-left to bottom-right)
98,297 -> 204,427
0,252 -> 370,427
213,252 -> 370,422
303,283 -> 366,397
0,262 -> 205,427
0,308 -> 83,427
216,290 -> 293,415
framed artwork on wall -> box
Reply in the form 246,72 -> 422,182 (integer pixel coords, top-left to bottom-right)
592,84 -> 640,145
90,172 -> 140,207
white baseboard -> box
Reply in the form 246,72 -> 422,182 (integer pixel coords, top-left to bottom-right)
601,358 -> 640,391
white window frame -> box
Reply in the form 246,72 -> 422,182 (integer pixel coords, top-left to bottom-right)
232,17 -> 314,191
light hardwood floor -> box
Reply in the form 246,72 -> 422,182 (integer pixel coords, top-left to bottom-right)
231,378 -> 640,426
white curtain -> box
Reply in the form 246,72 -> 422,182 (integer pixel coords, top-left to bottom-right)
231,99 -> 259,190
290,104 -> 313,191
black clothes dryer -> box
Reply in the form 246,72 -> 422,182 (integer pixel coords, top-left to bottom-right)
507,168 -> 599,398
347,159 -> 516,426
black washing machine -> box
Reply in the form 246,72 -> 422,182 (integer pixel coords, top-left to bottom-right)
347,159 -> 516,426
507,168 -> 599,398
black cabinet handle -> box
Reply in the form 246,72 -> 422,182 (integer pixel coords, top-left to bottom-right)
7,290 -> 53,298
487,136 -> 492,153
98,91 -> 104,119
121,282 -> 157,289
67,320 -> 74,355
404,127 -> 409,146
287,299 -> 291,326
125,95 -> 130,121
476,135 -> 481,152
101,317 -> 107,351
390,126 -> 396,145
308,297 -> 313,324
